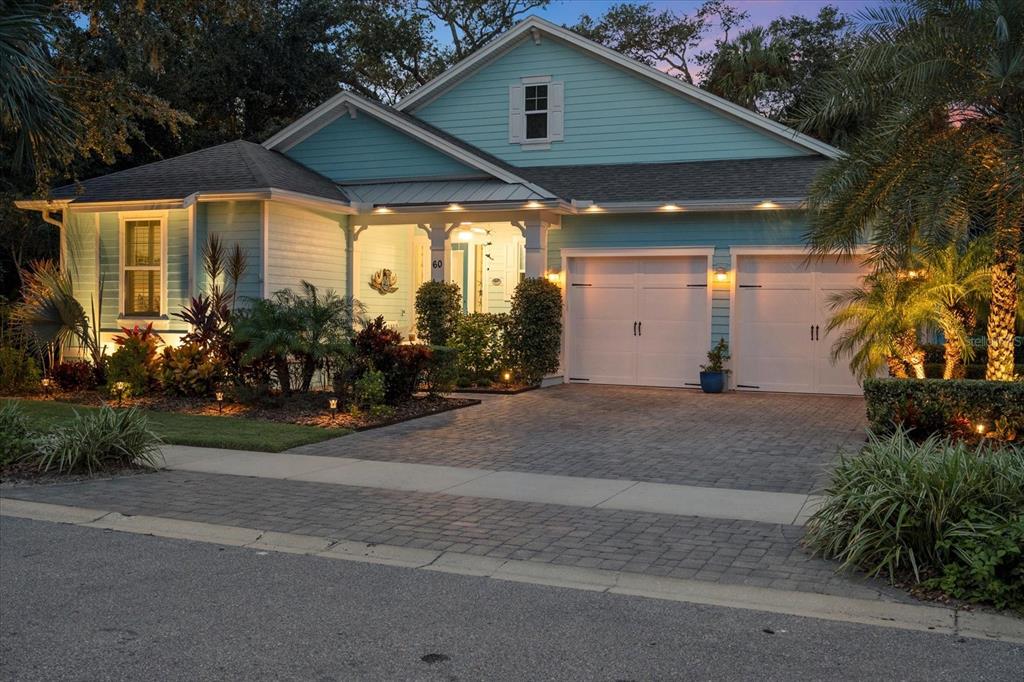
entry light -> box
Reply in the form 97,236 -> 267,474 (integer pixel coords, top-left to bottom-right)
546,271 -> 561,284
714,267 -> 729,283
457,230 -> 474,241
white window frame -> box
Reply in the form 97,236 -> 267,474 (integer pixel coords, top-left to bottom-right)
118,211 -> 168,319
509,75 -> 563,149
523,80 -> 550,142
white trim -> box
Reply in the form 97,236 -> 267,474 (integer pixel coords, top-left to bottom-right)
118,210 -> 169,319
568,198 -> 807,214
261,200 -> 270,298
186,203 -> 196,298
261,91 -> 554,196
559,246 -> 716,386
397,16 -> 841,160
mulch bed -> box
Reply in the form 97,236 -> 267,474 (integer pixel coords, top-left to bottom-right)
451,383 -> 537,395
15,390 -> 479,431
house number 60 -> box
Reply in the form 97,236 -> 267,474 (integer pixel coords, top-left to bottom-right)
432,259 -> 443,270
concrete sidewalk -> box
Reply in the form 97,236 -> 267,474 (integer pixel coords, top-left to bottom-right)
161,445 -> 822,526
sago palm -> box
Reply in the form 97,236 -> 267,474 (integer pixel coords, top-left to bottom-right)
796,0 -> 1024,380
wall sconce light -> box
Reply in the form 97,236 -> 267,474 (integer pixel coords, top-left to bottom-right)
328,397 -> 339,417
714,267 -> 729,283
546,271 -> 561,284
215,390 -> 225,413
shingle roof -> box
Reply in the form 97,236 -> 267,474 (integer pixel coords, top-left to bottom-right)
519,156 -> 830,204
47,140 -> 348,204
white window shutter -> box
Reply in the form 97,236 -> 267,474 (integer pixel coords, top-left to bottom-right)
508,84 -> 524,143
548,81 -> 564,141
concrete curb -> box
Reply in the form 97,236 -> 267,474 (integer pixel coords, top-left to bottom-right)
3,498 -> 1022,644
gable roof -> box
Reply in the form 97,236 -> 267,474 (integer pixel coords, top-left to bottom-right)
261,91 -> 553,195
44,140 -> 349,205
397,16 -> 841,160
519,156 -> 829,204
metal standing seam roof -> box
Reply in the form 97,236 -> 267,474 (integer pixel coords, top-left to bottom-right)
340,179 -> 551,205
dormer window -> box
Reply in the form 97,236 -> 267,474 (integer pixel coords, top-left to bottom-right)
524,84 -> 548,139
509,76 -> 563,148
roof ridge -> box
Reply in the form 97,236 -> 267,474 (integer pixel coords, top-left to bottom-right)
232,140 -> 269,187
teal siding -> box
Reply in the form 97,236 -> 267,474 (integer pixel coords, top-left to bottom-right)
414,36 -> 808,167
285,112 -> 478,182
549,211 -> 808,346
197,201 -> 263,303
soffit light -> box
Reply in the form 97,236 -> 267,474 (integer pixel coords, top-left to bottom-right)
447,203 -> 464,211
525,200 -> 543,209
457,230 -> 474,241
661,204 -> 682,212
756,200 -> 780,210
373,206 -> 392,214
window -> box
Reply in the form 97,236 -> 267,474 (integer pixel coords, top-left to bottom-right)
123,218 -> 162,316
509,79 -> 563,145
524,84 -> 548,140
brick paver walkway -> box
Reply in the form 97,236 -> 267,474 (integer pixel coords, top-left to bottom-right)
291,385 -> 867,494
0,470 -> 905,602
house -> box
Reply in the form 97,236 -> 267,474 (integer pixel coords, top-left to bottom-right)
17,16 -> 864,395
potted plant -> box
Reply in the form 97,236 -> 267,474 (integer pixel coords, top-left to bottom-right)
699,339 -> 730,393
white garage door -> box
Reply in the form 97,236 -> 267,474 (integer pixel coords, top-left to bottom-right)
567,255 -> 709,388
734,255 -> 865,395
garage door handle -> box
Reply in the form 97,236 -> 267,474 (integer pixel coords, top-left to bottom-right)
633,321 -> 637,336
811,324 -> 814,340
816,325 -> 820,341
638,321 -> 642,336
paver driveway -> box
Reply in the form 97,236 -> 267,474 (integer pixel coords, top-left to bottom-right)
291,385 -> 868,494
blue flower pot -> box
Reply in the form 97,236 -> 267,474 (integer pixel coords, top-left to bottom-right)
699,371 -> 726,393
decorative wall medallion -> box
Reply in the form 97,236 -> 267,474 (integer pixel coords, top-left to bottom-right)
370,268 -> 399,295
491,277 -> 503,286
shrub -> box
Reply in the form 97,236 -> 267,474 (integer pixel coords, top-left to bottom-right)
107,324 -> 163,395
33,406 -> 163,474
804,432 -> 1024,610
414,281 -> 461,344
507,277 -> 562,384
51,360 -> 97,391
863,378 -> 1024,442
451,313 -> 509,383
0,346 -> 41,394
0,402 -> 35,465
423,345 -> 459,396
160,343 -> 226,397
353,316 -> 431,404
353,367 -> 386,409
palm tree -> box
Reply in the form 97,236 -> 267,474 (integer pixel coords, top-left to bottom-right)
828,271 -> 928,380
0,0 -> 77,175
796,0 -> 1023,381
905,240 -> 991,378
702,26 -> 793,117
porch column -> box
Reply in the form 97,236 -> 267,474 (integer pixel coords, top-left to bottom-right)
424,223 -> 452,282
522,218 -> 549,278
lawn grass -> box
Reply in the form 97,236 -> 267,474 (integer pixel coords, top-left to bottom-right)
5,399 -> 351,453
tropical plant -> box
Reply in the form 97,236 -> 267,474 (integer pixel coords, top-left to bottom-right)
33,406 -> 163,474
804,431 -> 1024,609
414,280 -> 461,344
174,295 -> 230,353
160,342 -> 225,397
0,345 -> 41,394
11,259 -> 100,369
107,324 -> 162,395
0,0 -> 78,175
796,0 -> 1024,381
702,26 -> 792,116
275,281 -> 360,392
828,271 -> 928,379
50,359 -> 96,391
232,297 -> 297,395
353,315 -> 431,404
507,278 -> 563,384
700,338 -> 730,373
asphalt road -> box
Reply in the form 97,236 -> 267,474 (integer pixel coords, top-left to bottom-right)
1,516 -> 1021,681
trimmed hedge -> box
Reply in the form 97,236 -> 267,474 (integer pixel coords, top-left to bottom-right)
864,378 -> 1024,441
